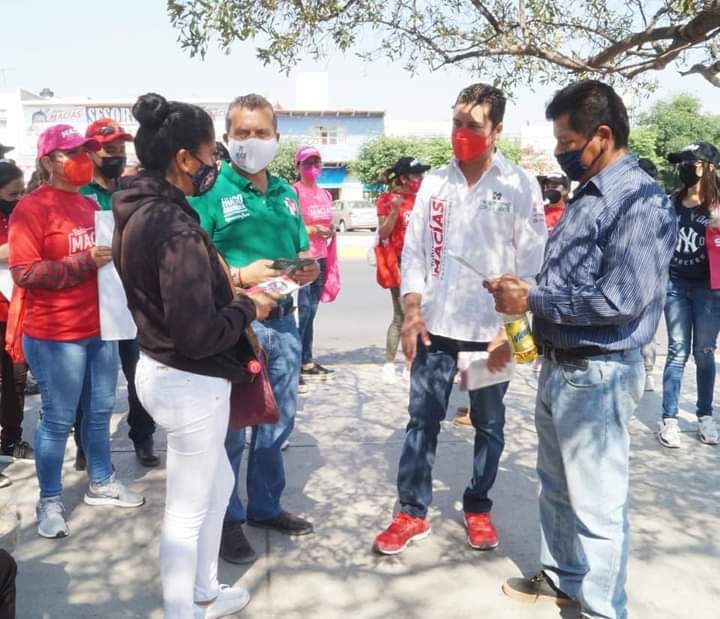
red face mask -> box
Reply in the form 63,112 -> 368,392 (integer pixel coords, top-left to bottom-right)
407,178 -> 422,193
452,128 -> 490,162
61,153 -> 94,186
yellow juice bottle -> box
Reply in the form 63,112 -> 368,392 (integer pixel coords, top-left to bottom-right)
503,314 -> 538,363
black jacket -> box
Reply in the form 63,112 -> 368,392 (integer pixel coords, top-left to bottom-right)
112,171 -> 256,381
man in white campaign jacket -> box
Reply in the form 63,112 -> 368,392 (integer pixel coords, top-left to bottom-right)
373,83 -> 547,556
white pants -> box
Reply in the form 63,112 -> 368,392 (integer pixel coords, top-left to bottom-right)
135,354 -> 235,619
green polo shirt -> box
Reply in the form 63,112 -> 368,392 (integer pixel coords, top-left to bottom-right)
189,161 -> 309,268
80,180 -> 117,211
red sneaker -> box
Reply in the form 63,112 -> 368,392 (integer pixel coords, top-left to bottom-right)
464,512 -> 499,550
373,512 -> 430,555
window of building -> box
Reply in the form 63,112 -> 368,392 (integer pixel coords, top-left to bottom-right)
311,126 -> 346,145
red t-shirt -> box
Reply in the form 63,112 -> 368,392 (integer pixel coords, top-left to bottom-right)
9,185 -> 100,341
544,203 -> 565,232
376,191 -> 417,257
0,213 -> 10,322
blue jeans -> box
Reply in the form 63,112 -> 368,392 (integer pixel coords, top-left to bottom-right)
224,314 -> 301,522
536,349 -> 644,619
397,335 -> 508,517
75,338 -> 156,451
662,277 -> 720,419
23,335 -> 119,498
298,258 -> 327,366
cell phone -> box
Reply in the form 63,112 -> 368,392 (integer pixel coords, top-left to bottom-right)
271,258 -> 318,275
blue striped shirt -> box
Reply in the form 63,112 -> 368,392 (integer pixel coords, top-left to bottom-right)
528,153 -> 678,351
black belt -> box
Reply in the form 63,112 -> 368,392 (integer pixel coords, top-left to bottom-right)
541,343 -> 617,369
265,303 -> 296,322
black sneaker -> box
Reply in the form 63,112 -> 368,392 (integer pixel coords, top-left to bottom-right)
220,521 -> 257,565
301,363 -> 335,381
502,571 -> 579,607
298,376 -> 309,394
247,510 -> 314,536
1,440 -> 34,460
0,473 -> 11,489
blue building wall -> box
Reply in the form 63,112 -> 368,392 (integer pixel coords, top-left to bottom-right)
277,114 -> 384,163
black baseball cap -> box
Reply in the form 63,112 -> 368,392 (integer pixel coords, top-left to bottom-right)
667,142 -> 720,166
538,171 -> 570,189
0,143 -> 14,159
393,157 -> 430,177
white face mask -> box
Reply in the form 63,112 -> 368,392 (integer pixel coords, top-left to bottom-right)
227,137 -> 279,174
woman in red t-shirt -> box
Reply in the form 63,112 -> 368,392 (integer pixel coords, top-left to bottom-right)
9,125 -> 144,539
0,161 -> 30,487
376,157 -> 429,383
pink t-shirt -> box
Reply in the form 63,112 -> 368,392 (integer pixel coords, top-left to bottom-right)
293,182 -> 334,259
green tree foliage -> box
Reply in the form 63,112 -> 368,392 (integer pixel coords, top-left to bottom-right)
268,139 -> 303,184
168,1 -> 720,92
631,94 -> 720,189
350,135 -> 521,186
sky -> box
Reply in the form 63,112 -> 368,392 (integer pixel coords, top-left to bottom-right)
2,0 -> 720,133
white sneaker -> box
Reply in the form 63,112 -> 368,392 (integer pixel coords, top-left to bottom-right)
657,418 -> 682,449
36,497 -> 69,539
84,474 -> 145,508
401,366 -> 411,381
194,584 -> 250,619
280,439 -> 290,451
382,363 -> 397,384
698,417 -> 719,445
644,374 -> 657,392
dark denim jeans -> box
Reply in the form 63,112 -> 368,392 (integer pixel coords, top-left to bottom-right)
662,277 -> 720,419
224,314 -> 301,522
298,258 -> 326,366
75,338 -> 155,451
397,334 -> 508,518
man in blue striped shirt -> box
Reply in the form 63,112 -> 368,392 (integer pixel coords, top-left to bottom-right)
487,81 -> 677,619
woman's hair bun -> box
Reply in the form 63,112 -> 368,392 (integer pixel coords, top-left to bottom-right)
132,93 -> 171,130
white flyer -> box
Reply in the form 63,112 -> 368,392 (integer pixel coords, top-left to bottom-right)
0,267 -> 13,301
457,351 -> 515,391
95,211 -> 137,341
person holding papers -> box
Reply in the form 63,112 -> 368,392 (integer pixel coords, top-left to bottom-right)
8,125 -> 144,539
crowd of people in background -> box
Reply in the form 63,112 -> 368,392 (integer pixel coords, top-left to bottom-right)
0,76 -> 718,619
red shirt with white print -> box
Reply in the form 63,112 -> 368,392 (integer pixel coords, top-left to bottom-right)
376,191 -> 417,258
9,185 -> 100,341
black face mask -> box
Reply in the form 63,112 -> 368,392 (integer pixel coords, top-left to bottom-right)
187,154 -> 219,197
0,199 -> 17,217
678,162 -> 700,188
543,189 -> 562,205
99,156 -> 126,180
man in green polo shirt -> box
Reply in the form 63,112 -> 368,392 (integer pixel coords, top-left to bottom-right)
190,94 -> 319,566
74,118 -> 159,469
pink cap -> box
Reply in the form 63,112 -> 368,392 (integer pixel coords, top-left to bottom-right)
36,124 -> 101,159
295,146 -> 321,164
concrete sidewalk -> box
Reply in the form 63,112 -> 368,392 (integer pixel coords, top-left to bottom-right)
2,350 -> 719,618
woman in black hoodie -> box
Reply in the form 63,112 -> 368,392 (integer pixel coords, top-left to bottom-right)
113,93 -> 278,619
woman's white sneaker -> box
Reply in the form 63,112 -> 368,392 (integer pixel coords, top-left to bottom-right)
194,585 -> 250,619
84,474 -> 145,508
698,417 -> 719,445
36,497 -> 69,539
657,418 -> 682,448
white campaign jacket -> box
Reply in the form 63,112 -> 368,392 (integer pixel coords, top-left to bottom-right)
401,152 -> 548,343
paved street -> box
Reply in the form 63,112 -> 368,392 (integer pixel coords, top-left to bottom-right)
1,245 -> 717,618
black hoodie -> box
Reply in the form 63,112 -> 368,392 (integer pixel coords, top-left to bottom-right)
112,171 -> 256,381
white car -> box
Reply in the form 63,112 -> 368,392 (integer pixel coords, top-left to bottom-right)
332,199 -> 377,232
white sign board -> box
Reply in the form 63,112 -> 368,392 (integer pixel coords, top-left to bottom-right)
95,211 -> 137,341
